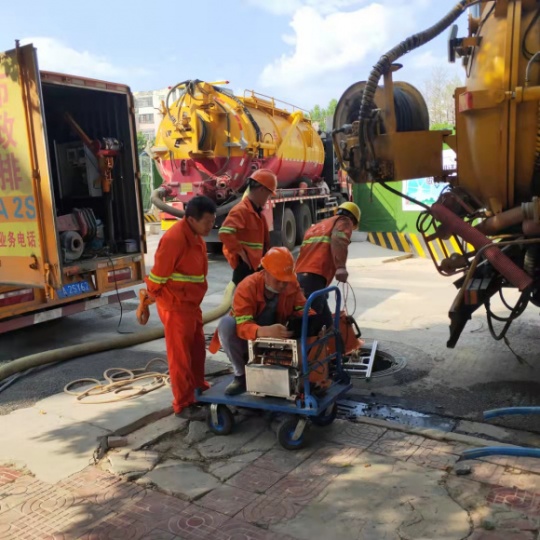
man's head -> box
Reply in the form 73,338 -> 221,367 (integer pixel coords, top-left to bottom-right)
337,201 -> 361,228
247,169 -> 277,208
185,196 -> 217,236
261,247 -> 295,294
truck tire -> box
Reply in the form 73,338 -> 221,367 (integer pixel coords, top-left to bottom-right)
295,203 -> 312,245
281,207 -> 296,251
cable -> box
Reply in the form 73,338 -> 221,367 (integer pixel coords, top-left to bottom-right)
106,254 -> 132,335
522,7 -> 540,60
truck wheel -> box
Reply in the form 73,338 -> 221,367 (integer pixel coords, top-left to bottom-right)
281,208 -> 296,251
295,203 -> 312,245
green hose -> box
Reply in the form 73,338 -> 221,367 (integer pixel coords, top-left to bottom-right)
0,281 -> 235,383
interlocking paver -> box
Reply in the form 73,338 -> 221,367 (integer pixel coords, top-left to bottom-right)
195,485 -> 253,516
79,512 -> 151,540
408,445 -> 460,470
216,517 -> 296,539
160,504 -> 229,539
293,445 -> 362,476
253,449 -> 310,475
238,494 -> 303,527
487,487 -> 540,515
226,465 -> 284,493
367,430 -> 424,460
322,421 -> 386,448
467,461 -> 507,486
266,472 -> 332,504
0,475 -> 53,513
57,467 -> 121,505
0,468 -> 23,487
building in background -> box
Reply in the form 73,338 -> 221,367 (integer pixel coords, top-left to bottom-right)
134,88 -> 180,139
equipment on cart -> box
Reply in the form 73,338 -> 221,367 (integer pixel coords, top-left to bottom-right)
196,286 -> 353,450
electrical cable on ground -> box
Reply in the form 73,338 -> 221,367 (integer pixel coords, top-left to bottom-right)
64,358 -> 169,404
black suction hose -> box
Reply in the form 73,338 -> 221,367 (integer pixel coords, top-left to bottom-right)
150,187 -> 242,218
359,0 -> 472,122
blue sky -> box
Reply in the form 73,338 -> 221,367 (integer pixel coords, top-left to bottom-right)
1,0 -> 466,110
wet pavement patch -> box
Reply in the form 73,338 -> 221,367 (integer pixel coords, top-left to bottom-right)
337,398 -> 458,432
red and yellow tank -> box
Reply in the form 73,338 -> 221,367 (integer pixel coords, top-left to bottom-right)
152,81 -> 325,204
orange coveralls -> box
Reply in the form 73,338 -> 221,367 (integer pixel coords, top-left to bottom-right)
146,219 -> 209,414
219,197 -> 270,274
208,271 -> 309,354
295,215 -> 353,285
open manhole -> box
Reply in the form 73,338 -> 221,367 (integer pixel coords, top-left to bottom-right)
344,347 -> 407,379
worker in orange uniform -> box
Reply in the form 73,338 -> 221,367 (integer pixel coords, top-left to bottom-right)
146,196 -> 217,420
218,169 -> 277,285
295,201 -> 361,329
217,247 -> 308,395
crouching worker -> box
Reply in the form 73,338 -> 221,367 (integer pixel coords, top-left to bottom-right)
216,247 -> 309,396
146,195 -> 217,420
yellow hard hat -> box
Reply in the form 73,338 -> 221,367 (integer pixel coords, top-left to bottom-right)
338,201 -> 361,224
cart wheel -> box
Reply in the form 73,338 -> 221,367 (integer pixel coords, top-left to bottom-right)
277,417 -> 307,450
206,404 -> 234,435
311,403 -> 338,427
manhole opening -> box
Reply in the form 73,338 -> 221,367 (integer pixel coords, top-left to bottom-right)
345,347 -> 407,379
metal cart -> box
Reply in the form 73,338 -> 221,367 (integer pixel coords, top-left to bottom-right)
195,286 -> 352,450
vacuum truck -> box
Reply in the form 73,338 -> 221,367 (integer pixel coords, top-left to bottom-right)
332,0 -> 540,347
149,81 -> 352,250
0,43 -> 146,333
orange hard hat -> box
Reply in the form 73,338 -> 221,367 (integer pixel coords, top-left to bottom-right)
250,169 -> 277,194
261,247 -> 296,282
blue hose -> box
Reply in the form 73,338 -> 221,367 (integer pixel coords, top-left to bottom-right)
460,446 -> 540,461
484,407 -> 540,419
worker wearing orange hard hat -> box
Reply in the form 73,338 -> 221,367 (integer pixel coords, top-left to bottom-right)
144,195 -> 217,420
215,247 -> 309,395
295,201 -> 361,329
219,169 -> 277,285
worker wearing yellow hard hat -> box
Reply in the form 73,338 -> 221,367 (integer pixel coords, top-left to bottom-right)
295,200 -> 361,329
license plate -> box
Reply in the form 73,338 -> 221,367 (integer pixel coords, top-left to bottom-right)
57,281 -> 91,299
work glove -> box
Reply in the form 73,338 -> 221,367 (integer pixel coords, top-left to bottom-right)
136,288 -> 155,325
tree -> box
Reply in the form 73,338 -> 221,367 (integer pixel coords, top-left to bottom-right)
309,98 -> 338,132
137,132 -> 148,154
423,67 -> 463,127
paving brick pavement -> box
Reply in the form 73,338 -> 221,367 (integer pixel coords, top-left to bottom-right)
2,421 -> 540,539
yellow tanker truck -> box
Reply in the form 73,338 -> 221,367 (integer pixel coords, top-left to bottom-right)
149,81 -> 352,250
333,0 -> 540,347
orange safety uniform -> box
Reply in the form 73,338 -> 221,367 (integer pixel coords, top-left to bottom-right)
145,218 -> 209,414
232,271 -> 308,341
295,215 -> 353,285
208,271 -> 308,353
219,197 -> 270,271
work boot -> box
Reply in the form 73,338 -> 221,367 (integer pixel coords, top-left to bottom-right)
175,404 -> 207,421
225,376 -> 246,396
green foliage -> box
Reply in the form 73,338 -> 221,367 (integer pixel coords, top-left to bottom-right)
137,132 -> 148,154
309,98 -> 338,131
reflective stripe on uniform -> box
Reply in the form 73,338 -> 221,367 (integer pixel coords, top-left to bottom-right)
148,272 -> 168,284
149,272 -> 204,284
235,315 -> 254,324
293,305 -> 304,311
301,235 -> 331,246
171,273 -> 205,283
219,226 -> 237,234
333,231 -> 349,239
239,240 -> 264,249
